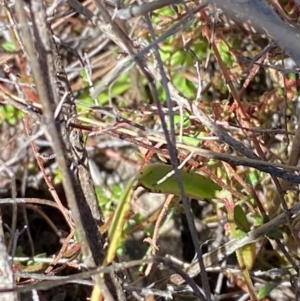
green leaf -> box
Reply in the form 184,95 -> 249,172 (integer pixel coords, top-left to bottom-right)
266,228 -> 283,239
96,74 -> 131,105
252,214 -> 264,227
53,167 -> 63,184
138,163 -> 221,199
257,282 -> 277,299
219,40 -> 233,67
159,44 -> 173,62
1,41 -> 16,52
277,87 -> 283,96
246,169 -> 261,186
234,204 -> 251,232
182,135 -> 201,147
172,73 -> 196,98
173,114 -> 191,128
240,242 -> 256,269
232,38 -> 241,50
289,73 -> 296,80
0,104 -> 23,125
151,6 -> 175,23
170,49 -> 193,67
80,69 -> 89,81
15,245 -> 25,257
192,41 -> 208,59
105,177 -> 137,265
28,253 -> 47,265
